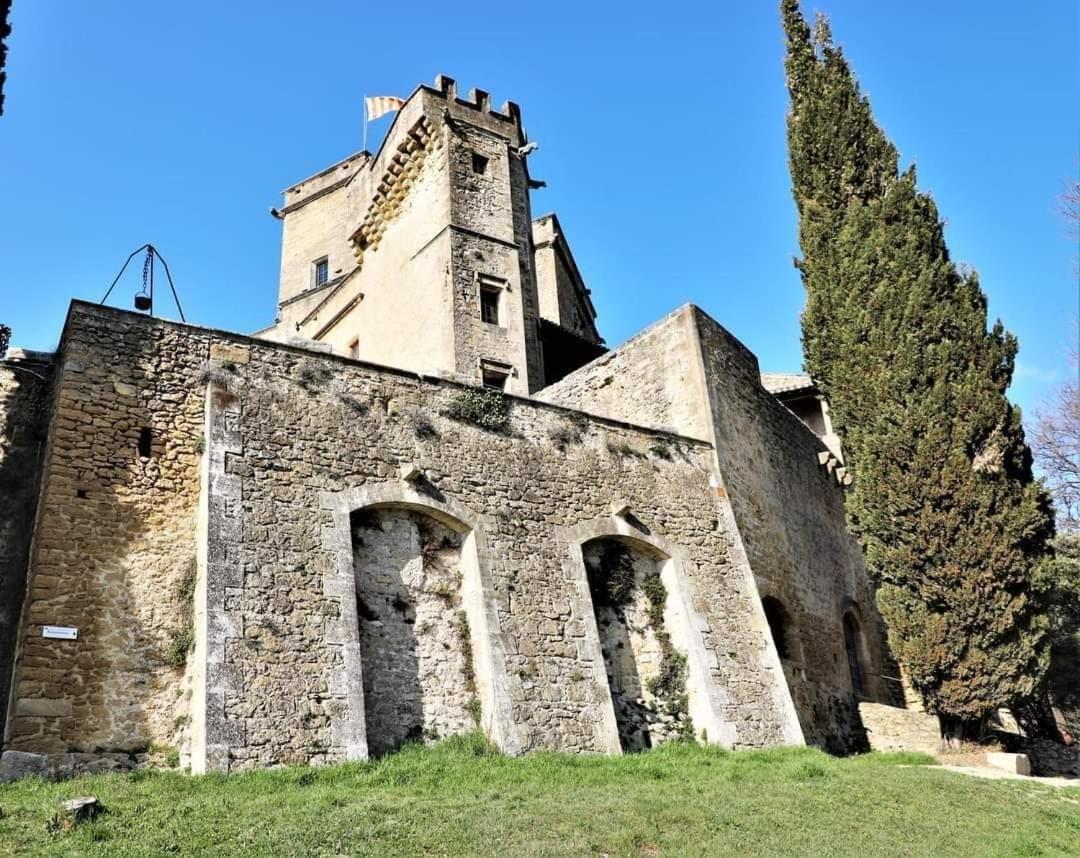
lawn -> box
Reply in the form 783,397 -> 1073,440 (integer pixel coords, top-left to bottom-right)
1,736 -> 1077,856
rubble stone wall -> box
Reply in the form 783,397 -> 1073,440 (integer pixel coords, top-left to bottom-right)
4,308 -> 207,758
352,509 -> 473,755
538,305 -> 896,752
0,352 -> 56,734
5,303 -> 801,772
693,309 -> 891,752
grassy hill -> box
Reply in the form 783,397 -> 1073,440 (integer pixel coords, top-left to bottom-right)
1,736 -> 1077,856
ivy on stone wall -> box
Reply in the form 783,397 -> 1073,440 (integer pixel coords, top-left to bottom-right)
588,542 -> 693,739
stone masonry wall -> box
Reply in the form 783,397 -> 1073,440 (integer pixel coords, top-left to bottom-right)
538,304 -> 895,752
0,352 -> 56,734
4,309 -> 207,758
200,317 -> 792,768
352,509 -> 473,755
584,539 -> 690,751
693,309 -> 892,752
5,302 -> 807,771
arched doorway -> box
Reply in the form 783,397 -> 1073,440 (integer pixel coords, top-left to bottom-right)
582,536 -> 691,751
351,506 -> 477,755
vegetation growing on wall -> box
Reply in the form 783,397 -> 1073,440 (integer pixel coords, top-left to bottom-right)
166,558 -> 197,669
782,0 -> 1056,725
445,387 -> 510,432
589,542 -> 691,737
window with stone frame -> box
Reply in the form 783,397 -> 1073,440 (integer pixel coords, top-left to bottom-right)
479,285 -> 500,326
471,152 -> 488,174
313,256 -> 329,288
481,365 -> 509,391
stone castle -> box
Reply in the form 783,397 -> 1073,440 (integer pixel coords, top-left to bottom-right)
0,76 -> 916,777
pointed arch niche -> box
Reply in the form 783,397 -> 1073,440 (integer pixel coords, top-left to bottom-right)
321,483 -> 520,759
562,515 -> 737,752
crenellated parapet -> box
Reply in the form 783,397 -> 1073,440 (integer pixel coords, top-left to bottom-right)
428,73 -> 522,129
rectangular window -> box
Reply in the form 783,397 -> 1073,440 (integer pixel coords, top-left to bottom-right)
471,152 -> 488,174
480,359 -> 512,391
480,285 -> 500,325
481,367 -> 508,390
314,257 -> 329,287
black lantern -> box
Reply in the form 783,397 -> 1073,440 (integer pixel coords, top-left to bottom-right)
100,243 -> 186,322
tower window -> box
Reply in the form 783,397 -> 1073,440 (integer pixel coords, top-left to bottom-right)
480,285 -> 500,325
471,152 -> 488,174
313,257 -> 329,287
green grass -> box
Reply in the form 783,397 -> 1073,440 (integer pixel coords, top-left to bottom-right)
1,736 -> 1077,856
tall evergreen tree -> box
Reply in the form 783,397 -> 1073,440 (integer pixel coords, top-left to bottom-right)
781,0 -> 1056,723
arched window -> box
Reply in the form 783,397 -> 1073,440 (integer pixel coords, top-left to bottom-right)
843,612 -> 865,696
761,596 -> 792,661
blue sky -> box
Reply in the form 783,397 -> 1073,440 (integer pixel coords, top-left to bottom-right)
1,1 -> 1076,418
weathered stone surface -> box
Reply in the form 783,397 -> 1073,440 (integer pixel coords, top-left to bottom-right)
986,752 -> 1032,776
0,350 -> 55,733
60,796 -> 102,822
0,750 -> 48,782
15,698 -> 72,717
859,702 -> 941,755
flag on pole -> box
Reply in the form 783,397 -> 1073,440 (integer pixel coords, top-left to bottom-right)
365,96 -> 405,122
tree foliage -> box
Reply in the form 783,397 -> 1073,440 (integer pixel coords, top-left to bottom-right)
1031,346 -> 1079,531
0,0 -> 10,116
782,0 -> 1056,720
0,323 -> 10,357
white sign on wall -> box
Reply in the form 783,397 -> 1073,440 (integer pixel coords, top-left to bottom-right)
42,626 -> 78,640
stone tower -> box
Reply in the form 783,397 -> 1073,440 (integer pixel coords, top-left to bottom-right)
263,75 -> 604,394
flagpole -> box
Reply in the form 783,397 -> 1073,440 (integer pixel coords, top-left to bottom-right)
363,95 -> 368,152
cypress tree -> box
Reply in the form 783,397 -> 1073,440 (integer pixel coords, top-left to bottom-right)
781,0 -> 1056,723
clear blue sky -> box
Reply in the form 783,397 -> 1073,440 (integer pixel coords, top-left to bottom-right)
1,1 -> 1076,418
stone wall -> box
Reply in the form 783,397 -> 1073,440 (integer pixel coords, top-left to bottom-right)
693,309 -> 896,751
352,509 -> 474,755
276,152 -> 369,306
538,305 -> 897,753
0,350 -> 56,734
858,702 -> 941,755
4,302 -> 807,771
4,310 -> 206,759
585,539 -> 691,750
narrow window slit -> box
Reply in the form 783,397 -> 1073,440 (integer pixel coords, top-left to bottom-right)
138,427 -> 153,458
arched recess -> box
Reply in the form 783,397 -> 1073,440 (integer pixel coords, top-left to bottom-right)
760,595 -> 803,666
842,609 -> 868,698
562,516 -> 736,752
321,482 -> 520,759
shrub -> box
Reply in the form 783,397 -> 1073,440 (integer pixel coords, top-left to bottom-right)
587,542 -> 636,608
445,388 -> 510,432
166,628 -> 194,669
